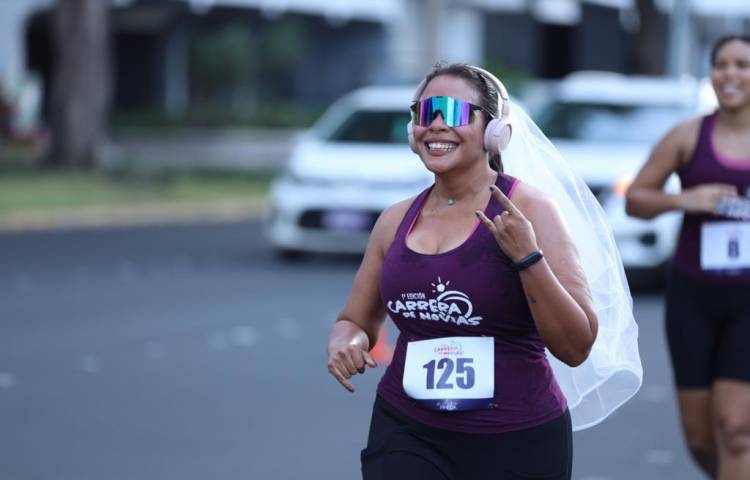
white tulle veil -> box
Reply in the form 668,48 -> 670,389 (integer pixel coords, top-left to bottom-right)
502,101 -> 643,431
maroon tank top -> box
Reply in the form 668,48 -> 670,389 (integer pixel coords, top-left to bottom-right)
376,172 -> 567,434
673,113 -> 750,283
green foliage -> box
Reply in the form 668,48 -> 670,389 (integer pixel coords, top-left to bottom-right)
262,18 -> 308,69
185,17 -> 314,127
190,22 -> 257,107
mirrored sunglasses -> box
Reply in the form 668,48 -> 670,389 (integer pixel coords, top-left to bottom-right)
410,96 -> 491,127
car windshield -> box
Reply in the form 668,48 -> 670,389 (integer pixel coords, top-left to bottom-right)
322,110 -> 410,143
536,101 -> 692,143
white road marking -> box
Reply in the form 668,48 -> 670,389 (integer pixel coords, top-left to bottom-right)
232,326 -> 259,347
81,355 -> 100,373
0,372 -> 15,389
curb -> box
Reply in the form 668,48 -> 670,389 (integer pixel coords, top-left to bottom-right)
0,200 -> 266,233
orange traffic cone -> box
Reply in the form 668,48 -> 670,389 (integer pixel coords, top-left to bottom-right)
370,322 -> 393,365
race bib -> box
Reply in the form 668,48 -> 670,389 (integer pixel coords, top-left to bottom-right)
402,336 -> 494,411
701,221 -> 750,272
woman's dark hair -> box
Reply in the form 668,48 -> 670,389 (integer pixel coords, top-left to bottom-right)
710,35 -> 750,66
415,62 -> 503,172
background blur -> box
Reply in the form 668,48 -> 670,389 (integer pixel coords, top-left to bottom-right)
1,1 -> 749,479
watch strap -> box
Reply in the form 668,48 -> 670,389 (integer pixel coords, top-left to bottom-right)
512,250 -> 544,271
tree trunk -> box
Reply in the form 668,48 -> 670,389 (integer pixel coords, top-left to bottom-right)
634,0 -> 666,75
47,0 -> 110,168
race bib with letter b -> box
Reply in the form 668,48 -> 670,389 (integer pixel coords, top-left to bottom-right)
701,221 -> 750,273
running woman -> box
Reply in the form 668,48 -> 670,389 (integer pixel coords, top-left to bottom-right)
328,62 -> 639,479
626,35 -> 750,480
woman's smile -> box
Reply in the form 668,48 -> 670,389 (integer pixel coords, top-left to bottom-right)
425,141 -> 458,156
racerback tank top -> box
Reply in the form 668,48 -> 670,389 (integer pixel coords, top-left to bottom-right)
376,172 -> 567,434
673,112 -> 750,283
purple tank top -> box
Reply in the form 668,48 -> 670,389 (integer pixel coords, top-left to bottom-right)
673,113 -> 750,283
376,173 -> 567,434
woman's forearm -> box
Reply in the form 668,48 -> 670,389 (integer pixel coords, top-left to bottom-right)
625,187 -> 685,219
518,259 -> 596,367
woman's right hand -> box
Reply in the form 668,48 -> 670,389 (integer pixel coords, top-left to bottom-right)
327,331 -> 377,393
680,183 -> 738,214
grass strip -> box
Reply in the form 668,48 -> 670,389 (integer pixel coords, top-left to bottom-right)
0,153 -> 272,215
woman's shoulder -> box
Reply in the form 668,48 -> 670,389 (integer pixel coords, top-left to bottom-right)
670,114 -> 704,140
379,196 -> 419,227
507,180 -> 558,219
661,114 -> 706,167
655,114 -> 707,152
508,180 -> 548,207
370,194 -> 422,253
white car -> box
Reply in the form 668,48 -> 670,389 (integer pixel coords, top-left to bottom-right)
531,71 -> 715,273
264,85 -> 432,257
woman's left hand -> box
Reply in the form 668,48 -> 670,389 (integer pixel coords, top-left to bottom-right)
476,185 -> 539,262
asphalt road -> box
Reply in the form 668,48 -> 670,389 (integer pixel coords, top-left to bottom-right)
0,220 -> 703,480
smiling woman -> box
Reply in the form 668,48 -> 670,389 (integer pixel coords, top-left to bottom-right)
326,63 -> 640,480
626,35 -> 750,479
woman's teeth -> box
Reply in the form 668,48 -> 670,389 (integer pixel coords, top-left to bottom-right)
427,142 -> 457,152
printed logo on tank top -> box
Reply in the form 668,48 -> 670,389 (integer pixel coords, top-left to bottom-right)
386,277 -> 482,326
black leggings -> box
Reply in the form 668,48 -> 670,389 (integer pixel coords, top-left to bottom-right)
361,396 -> 572,480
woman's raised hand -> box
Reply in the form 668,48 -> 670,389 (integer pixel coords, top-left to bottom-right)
475,185 -> 539,262
680,183 -> 738,215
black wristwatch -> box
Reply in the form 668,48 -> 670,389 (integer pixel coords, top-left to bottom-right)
512,250 -> 544,271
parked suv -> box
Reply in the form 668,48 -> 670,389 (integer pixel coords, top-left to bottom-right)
531,71 -> 714,274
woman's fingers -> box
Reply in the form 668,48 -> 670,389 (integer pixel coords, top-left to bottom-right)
713,183 -> 738,196
477,210 -> 514,244
328,362 -> 355,392
479,187 -> 537,261
362,349 -> 378,369
475,210 -> 497,233
328,345 -> 378,392
338,348 -> 359,375
490,185 -> 522,217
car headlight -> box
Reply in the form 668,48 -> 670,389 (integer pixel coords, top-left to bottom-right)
613,173 -> 633,198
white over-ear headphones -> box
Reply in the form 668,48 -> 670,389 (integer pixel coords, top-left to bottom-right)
406,65 -> 512,155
